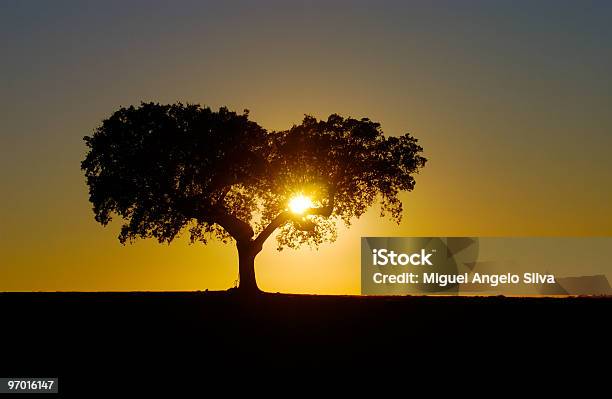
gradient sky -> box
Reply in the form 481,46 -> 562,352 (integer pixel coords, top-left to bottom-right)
1,0 -> 611,293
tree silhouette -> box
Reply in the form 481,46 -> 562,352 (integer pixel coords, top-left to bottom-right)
81,103 -> 427,294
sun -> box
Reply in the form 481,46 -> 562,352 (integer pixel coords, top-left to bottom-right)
288,194 -> 313,215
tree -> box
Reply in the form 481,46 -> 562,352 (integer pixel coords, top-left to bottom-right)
81,103 -> 427,294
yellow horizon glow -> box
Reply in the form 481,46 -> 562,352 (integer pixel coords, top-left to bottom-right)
2,2 -> 612,295
288,194 -> 313,215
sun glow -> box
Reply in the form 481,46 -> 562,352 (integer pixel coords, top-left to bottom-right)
288,194 -> 314,215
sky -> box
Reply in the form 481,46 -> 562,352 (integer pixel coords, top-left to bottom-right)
1,0 -> 611,293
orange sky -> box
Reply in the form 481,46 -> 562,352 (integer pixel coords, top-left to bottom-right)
1,1 -> 611,293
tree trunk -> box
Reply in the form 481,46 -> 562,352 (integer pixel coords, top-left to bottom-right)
237,242 -> 260,294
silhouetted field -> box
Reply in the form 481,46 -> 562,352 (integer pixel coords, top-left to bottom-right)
0,292 -> 609,392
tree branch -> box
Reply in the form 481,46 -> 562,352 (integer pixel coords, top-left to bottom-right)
176,197 -> 255,242
252,205 -> 334,251
253,211 -> 291,250
212,211 -> 254,242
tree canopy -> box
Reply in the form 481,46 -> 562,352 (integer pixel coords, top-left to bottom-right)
82,103 -> 427,254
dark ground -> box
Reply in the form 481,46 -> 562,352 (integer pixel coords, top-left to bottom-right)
0,292 -> 609,394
